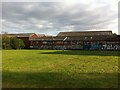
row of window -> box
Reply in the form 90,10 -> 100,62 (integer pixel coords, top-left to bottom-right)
30,41 -> 119,45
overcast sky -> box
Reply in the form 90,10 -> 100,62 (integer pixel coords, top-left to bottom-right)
1,0 -> 119,35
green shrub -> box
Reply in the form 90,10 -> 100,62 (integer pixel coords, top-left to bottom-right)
2,35 -> 25,49
10,37 -> 25,49
2,36 -> 11,49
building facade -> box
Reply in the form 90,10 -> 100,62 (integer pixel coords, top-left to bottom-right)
4,31 -> 120,50
29,31 -> 120,50
5,33 -> 38,49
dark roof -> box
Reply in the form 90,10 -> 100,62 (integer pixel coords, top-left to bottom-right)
66,35 -> 118,41
117,35 -> 120,37
30,35 -> 118,41
30,36 -> 54,41
37,34 -> 45,37
55,35 -> 117,41
7,33 -> 36,37
117,35 -> 120,40
57,31 -> 113,36
53,36 -> 65,40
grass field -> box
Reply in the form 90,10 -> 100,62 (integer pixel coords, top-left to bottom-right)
2,50 -> 119,88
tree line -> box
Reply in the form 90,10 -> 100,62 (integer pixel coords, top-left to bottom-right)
1,33 -> 25,49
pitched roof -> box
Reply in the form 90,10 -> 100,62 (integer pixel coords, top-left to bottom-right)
30,35 -> 118,41
6,33 -> 36,37
37,34 -> 45,37
30,36 -> 54,41
57,31 -> 113,36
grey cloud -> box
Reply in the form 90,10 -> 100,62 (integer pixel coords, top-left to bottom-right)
2,1 -> 118,35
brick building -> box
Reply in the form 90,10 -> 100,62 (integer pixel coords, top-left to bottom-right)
29,31 -> 120,50
3,31 -> 120,50
6,33 -> 38,49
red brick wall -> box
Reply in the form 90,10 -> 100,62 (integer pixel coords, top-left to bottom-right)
29,34 -> 38,39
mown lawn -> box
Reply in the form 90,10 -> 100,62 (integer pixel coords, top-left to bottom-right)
2,50 -> 119,88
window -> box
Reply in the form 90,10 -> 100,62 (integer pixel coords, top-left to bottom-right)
90,36 -> 93,39
36,41 -> 39,44
43,41 -> 47,44
85,36 -> 87,39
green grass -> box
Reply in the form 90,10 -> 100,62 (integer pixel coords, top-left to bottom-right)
2,50 -> 119,88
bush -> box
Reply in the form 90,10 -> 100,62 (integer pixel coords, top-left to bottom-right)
2,36 -> 12,49
2,35 -> 25,49
10,37 -> 25,49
